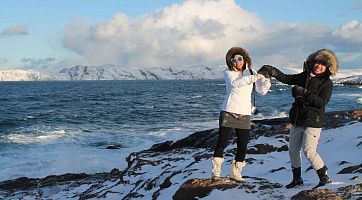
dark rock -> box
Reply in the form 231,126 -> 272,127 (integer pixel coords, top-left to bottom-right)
291,189 -> 342,200
352,110 -> 362,119
323,110 -> 362,128
247,144 -> 288,154
193,152 -> 213,161
337,164 -> 362,174
173,178 -> 238,200
338,161 -> 350,165
349,176 -> 359,180
171,128 -> 220,149
269,167 -> 286,173
337,183 -> 362,199
105,144 -> 124,149
0,177 -> 38,191
357,141 -> 362,147
258,183 -> 282,190
149,141 -> 173,152
40,173 -> 89,187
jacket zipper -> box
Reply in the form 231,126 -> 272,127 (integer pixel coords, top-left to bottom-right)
293,74 -> 311,125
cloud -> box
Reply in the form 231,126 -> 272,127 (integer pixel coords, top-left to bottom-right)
1,25 -> 28,36
332,20 -> 362,43
21,57 -> 66,72
63,0 -> 263,67
62,0 -> 362,69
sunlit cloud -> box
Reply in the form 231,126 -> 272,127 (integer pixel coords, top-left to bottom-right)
332,20 -> 362,43
62,0 -> 362,69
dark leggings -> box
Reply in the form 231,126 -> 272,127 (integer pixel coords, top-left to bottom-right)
213,126 -> 250,162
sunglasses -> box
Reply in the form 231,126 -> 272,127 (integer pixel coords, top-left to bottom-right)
231,56 -> 244,63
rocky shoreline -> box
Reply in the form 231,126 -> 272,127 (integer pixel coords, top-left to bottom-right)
0,109 -> 361,199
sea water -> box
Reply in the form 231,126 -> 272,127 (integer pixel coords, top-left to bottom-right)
0,80 -> 361,181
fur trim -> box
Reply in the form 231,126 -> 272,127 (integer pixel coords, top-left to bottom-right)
306,49 -> 339,76
225,47 -> 252,70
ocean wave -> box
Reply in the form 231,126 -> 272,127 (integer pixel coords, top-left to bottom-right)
6,130 -> 65,144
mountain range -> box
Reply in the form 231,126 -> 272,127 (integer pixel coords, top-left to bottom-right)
0,65 -> 361,85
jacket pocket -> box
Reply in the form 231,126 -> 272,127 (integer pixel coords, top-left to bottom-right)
306,109 -> 320,122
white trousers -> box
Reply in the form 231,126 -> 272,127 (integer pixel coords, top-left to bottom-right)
288,126 -> 325,170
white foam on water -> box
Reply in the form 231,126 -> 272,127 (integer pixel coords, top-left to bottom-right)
7,130 -> 65,144
189,95 -> 202,99
253,110 -> 288,120
334,93 -> 362,97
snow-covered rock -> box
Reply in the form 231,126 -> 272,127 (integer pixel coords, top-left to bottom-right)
0,70 -> 56,81
1,66 -> 362,84
334,75 -> 362,85
58,65 -> 225,80
0,109 -> 361,199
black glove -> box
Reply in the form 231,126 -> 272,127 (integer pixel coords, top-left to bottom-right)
259,65 -> 282,78
292,86 -> 307,98
257,66 -> 271,78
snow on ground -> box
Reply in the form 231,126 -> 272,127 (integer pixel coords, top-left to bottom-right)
202,121 -> 362,199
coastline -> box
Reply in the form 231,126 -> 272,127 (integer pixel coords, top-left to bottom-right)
0,109 -> 361,199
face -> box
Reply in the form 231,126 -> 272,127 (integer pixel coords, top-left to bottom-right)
312,62 -> 327,75
231,54 -> 245,71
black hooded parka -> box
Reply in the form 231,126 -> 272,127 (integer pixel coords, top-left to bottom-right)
271,49 -> 338,128
275,71 -> 333,128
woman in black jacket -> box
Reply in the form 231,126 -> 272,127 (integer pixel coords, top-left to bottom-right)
258,49 -> 338,189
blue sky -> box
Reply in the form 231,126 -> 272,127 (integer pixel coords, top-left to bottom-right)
1,0 -> 362,72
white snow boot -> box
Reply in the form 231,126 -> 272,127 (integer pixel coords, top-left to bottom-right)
212,157 -> 224,179
229,160 -> 246,182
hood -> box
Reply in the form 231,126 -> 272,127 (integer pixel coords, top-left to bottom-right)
306,49 -> 339,76
225,47 -> 252,70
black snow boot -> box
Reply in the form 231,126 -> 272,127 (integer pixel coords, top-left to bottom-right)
313,165 -> 331,189
286,167 -> 303,189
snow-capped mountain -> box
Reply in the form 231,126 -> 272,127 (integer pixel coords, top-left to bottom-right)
0,70 -> 57,81
334,75 -> 362,85
1,65 -> 362,84
58,65 -> 225,80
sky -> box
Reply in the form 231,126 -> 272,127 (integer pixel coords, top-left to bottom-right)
1,0 -> 362,73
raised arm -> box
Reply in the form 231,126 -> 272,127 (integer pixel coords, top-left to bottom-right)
258,65 -> 301,85
224,70 -> 264,87
252,69 -> 271,95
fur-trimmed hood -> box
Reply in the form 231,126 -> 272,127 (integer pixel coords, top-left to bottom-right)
306,49 -> 339,76
225,47 -> 252,70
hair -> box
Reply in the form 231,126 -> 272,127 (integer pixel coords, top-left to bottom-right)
305,49 -> 339,76
225,47 -> 252,70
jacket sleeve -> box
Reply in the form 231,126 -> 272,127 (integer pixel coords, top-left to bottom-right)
253,69 -> 271,95
304,80 -> 333,108
224,70 -> 258,88
271,67 -> 304,85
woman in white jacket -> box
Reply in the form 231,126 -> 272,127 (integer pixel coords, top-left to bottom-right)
212,47 -> 270,182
